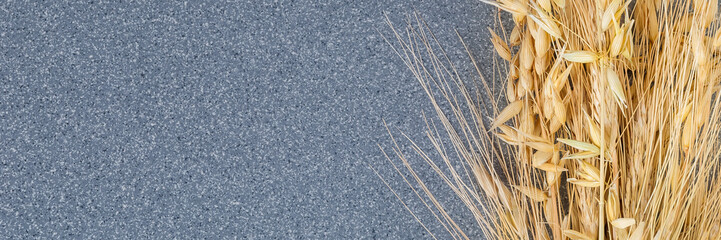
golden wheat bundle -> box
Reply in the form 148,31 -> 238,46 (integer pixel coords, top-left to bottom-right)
377,0 -> 721,239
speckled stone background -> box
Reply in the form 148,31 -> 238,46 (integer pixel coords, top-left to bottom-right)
0,1 -> 502,238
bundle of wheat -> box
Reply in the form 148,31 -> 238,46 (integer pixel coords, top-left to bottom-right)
377,0 -> 721,239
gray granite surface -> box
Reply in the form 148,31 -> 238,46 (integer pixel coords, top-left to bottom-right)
0,1 -> 502,239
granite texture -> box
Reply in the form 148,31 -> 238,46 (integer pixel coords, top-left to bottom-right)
0,1 -> 501,238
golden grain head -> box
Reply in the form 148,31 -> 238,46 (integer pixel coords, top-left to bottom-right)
489,27 -> 513,61
567,178 -> 601,188
491,100 -> 523,130
552,91 -> 566,123
526,141 -> 555,153
528,13 -> 562,39
563,229 -> 593,240
584,112 -> 603,146
562,51 -> 598,63
609,28 -> 625,57
611,218 -> 636,229
561,151 -> 601,161
628,222 -> 646,240
554,64 -> 573,90
535,162 -> 568,173
502,0 -> 528,16
606,66 -> 627,108
577,160 -> 600,181
533,150 -> 554,166
602,0 -> 623,31
606,187 -> 620,221
520,34 -> 535,70
538,0 -> 552,13
549,117 -> 563,133
513,185 -> 548,202
557,138 -> 600,153
535,29 -> 551,57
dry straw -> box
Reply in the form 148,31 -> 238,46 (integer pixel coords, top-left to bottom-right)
377,0 -> 721,239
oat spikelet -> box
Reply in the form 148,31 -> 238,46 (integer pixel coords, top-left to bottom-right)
557,138 -> 600,153
605,66 -> 627,108
513,185 -> 548,202
611,218 -> 636,229
562,51 -> 598,63
488,27 -> 512,61
563,229 -> 594,240
491,100 -> 523,129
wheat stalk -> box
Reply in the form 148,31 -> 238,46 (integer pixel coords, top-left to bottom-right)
378,0 -> 721,239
